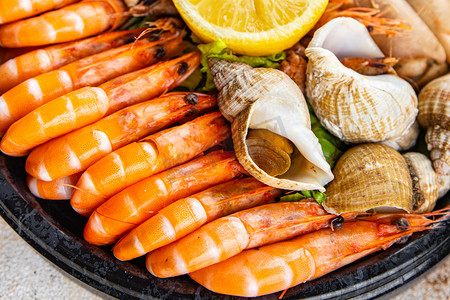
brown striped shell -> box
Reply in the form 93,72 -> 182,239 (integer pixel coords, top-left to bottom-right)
417,72 -> 450,175
323,143 -> 413,214
305,18 -> 418,144
403,152 -> 440,213
209,59 -> 334,192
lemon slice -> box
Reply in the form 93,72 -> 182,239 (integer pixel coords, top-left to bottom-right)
173,0 -> 329,56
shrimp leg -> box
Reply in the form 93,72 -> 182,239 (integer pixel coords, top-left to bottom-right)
146,201 -> 360,277
27,173 -> 82,200
190,216 -> 440,297
25,92 -> 217,181
0,0 -> 79,25
113,177 -> 282,261
0,0 -> 127,47
84,150 -> 247,245
70,112 -> 231,216
0,27 -> 184,140
1,51 -> 200,156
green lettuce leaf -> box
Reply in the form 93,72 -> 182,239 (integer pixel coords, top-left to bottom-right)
280,190 -> 327,204
308,103 -> 345,169
197,39 -> 285,91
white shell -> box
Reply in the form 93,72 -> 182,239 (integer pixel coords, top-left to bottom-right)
381,121 -> 419,151
210,59 -> 334,192
417,72 -> 450,175
403,152 -> 439,213
305,17 -> 418,144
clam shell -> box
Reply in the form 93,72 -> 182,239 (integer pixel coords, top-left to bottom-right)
210,59 -> 334,192
417,72 -> 450,175
403,152 -> 439,213
323,143 -> 413,214
306,18 -> 418,144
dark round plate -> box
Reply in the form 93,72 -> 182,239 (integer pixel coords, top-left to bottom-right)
0,153 -> 449,300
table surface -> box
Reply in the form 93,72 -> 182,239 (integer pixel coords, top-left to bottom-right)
1,217 -> 449,300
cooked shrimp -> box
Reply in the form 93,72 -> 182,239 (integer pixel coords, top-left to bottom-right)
190,214 -> 444,297
27,173 -> 81,200
0,17 -> 182,94
84,150 -> 247,245
0,46 -> 38,65
314,0 -> 412,36
113,177 -> 283,261
0,0 -> 79,25
0,27 -> 184,140
0,27 -> 149,94
0,0 -> 127,47
70,112 -> 231,216
25,92 -> 216,182
146,201 -> 361,278
1,51 -> 200,157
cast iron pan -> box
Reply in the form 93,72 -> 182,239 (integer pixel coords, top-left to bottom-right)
0,153 -> 449,300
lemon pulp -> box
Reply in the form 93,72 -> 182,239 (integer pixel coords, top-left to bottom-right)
173,0 -> 329,56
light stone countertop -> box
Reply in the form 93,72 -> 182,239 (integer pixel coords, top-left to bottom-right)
1,216 -> 449,300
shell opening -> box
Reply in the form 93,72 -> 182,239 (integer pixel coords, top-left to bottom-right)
308,17 -> 384,59
244,94 -> 334,192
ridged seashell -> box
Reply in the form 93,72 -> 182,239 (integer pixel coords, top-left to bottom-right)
437,173 -> 450,199
323,143 -> 413,214
209,59 -> 334,192
381,121 -> 419,151
305,17 -> 418,144
403,152 -> 439,213
417,72 -> 450,175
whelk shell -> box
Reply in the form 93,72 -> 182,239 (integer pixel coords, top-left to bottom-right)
209,59 -> 334,192
305,17 -> 418,144
403,152 -> 443,213
323,143 -> 449,214
380,121 -> 419,152
417,72 -> 450,175
323,143 -> 413,214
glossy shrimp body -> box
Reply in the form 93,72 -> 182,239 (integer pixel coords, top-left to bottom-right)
0,29 -> 184,140
84,150 -> 247,245
0,32 -> 185,144
0,27 -> 147,94
70,112 -> 231,216
27,173 -> 81,200
1,51 -> 200,157
24,92 -> 217,183
190,216 -> 440,297
146,201 -> 361,278
113,177 -> 283,261
0,0 -> 127,47
0,0 -> 79,25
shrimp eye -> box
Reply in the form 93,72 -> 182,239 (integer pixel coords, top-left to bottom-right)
155,47 -> 166,59
148,33 -> 161,41
392,217 -> 410,231
331,216 -> 344,231
184,93 -> 199,105
178,62 -> 189,74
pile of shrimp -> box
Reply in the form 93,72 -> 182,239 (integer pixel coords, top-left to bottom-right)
0,0 -> 448,298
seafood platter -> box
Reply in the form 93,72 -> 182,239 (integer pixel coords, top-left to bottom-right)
0,0 -> 449,298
